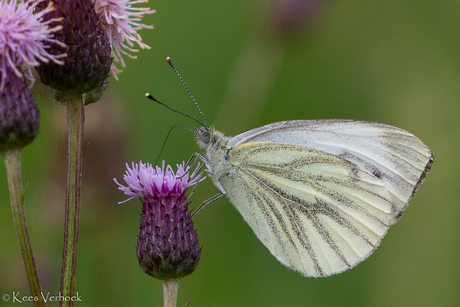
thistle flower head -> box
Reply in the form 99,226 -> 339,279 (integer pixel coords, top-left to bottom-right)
0,0 -> 65,91
0,66 -> 40,152
93,0 -> 155,79
36,0 -> 112,95
115,161 -> 203,280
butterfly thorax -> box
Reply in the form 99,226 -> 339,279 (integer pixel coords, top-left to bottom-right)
195,126 -> 232,193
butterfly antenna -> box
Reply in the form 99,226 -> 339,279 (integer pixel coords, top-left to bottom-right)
166,57 -> 208,128
153,123 -> 194,166
145,93 -> 206,127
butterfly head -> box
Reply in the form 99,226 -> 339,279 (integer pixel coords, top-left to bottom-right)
195,126 -> 230,152
195,126 -> 213,149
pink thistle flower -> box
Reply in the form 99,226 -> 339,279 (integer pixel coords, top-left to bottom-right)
114,160 -> 204,280
0,0 -> 66,91
93,0 -> 156,79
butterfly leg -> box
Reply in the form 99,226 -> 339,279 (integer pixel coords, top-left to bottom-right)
185,152 -> 202,168
186,170 -> 206,202
190,193 -> 224,219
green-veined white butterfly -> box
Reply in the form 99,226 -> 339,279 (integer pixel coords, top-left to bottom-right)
147,58 -> 434,278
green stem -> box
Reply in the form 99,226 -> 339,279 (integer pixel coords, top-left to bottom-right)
60,95 -> 85,307
3,148 -> 45,307
162,279 -> 179,307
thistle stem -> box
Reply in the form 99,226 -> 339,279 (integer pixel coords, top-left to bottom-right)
60,94 -> 85,307
3,148 -> 45,307
162,279 -> 179,307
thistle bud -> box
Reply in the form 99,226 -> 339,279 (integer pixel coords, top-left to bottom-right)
267,0 -> 326,37
115,161 -> 203,280
0,68 -> 40,152
36,0 -> 112,95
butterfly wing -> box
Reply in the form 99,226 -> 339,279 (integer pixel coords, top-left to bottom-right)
219,142 -> 393,277
227,119 -> 434,224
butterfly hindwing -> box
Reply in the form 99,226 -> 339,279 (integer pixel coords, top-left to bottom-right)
219,141 -> 393,277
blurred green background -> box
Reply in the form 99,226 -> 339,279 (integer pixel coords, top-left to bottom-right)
1,0 -> 459,306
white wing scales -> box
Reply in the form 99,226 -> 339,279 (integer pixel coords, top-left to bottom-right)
227,120 -> 434,224
219,142 -> 395,277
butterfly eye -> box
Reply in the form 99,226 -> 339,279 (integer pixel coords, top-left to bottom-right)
201,130 -> 212,144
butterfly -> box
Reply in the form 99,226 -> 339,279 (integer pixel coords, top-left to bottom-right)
147,58 -> 434,278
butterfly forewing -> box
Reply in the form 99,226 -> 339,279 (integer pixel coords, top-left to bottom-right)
219,142 -> 394,277
227,120 -> 434,224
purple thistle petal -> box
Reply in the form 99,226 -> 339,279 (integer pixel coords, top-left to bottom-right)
114,160 -> 204,203
0,0 -> 66,91
93,0 -> 155,79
